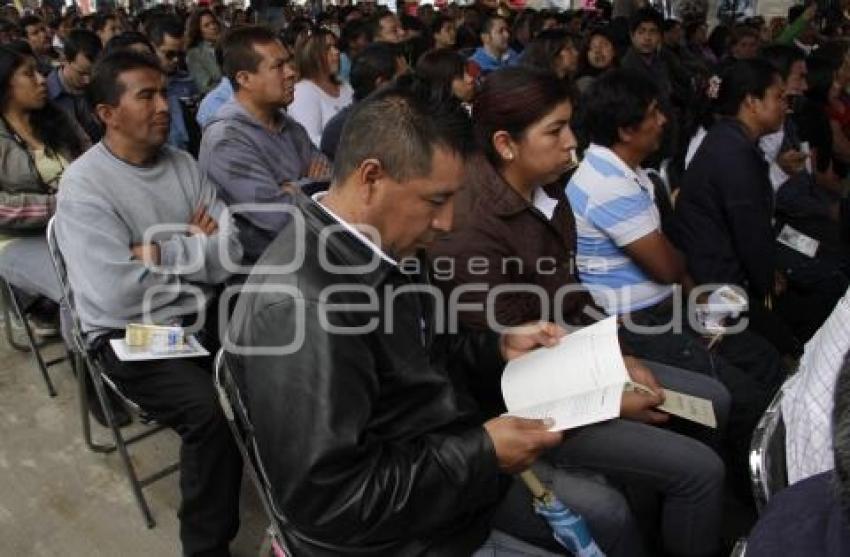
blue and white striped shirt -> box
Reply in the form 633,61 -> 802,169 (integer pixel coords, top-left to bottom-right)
566,144 -> 674,315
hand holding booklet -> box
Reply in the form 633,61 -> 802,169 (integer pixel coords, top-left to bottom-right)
501,317 -> 716,431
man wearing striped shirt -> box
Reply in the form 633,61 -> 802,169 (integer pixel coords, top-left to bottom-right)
567,70 -> 787,494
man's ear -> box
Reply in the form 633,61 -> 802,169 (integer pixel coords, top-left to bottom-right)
234,69 -> 252,92
355,158 -> 385,206
617,126 -> 634,146
94,103 -> 114,128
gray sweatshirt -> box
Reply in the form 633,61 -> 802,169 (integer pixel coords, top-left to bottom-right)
199,99 -> 328,263
56,142 -> 243,340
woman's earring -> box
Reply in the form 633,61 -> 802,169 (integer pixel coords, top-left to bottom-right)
504,151 -> 514,161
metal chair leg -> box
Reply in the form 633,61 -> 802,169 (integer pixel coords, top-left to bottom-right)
87,360 -> 156,528
2,279 -> 56,396
77,353 -> 115,454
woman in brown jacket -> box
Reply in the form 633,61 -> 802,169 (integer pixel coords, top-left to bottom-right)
429,66 -> 730,557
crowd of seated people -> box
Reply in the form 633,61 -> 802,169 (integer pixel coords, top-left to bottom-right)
4,1 -> 850,556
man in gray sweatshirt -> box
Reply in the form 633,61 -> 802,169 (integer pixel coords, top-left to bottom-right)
55,51 -> 243,557
199,25 -> 331,265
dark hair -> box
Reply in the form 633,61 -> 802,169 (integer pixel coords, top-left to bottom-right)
145,15 -> 184,48
185,8 -> 219,48
0,41 -> 84,158
707,24 -> 729,59
351,42 -> 398,101
430,14 -> 454,38
416,48 -> 465,97
759,43 -> 805,80
91,12 -> 116,34
295,28 -> 338,83
102,31 -> 155,57
729,23 -> 759,47
520,29 -> 577,74
333,73 -> 475,182
480,14 -> 506,37
280,17 -> 313,51
19,15 -> 43,37
806,54 -> 840,105
684,20 -> 706,43
663,18 -> 681,33
583,68 -> 659,147
833,353 -> 850,519
339,18 -> 369,54
630,8 -> 663,34
221,25 -> 278,92
87,49 -> 163,110
713,59 -> 780,116
788,4 -> 805,22
63,29 -> 102,63
473,66 -> 574,165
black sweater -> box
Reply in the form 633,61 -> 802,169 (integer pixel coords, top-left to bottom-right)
675,118 -> 776,298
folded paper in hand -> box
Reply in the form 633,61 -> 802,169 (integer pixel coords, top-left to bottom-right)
501,317 -> 717,431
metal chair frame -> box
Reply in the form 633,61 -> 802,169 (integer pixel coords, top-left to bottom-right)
46,217 -> 178,528
748,380 -> 789,514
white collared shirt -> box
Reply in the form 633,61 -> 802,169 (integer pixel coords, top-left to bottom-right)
312,192 -> 398,267
784,287 -> 850,484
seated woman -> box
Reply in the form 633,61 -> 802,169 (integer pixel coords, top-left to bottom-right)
0,40 -> 87,322
519,29 -> 580,81
678,59 -> 845,353
415,48 -> 475,106
185,8 -> 222,94
288,29 -> 353,148
575,27 -> 617,94
429,66 -> 730,557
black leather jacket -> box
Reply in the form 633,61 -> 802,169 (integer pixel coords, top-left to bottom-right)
228,192 -> 508,556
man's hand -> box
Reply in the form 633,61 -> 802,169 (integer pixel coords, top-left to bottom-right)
777,149 -> 808,176
130,243 -> 161,266
187,206 -> 218,236
621,356 -> 668,424
484,416 -> 563,474
499,321 -> 566,361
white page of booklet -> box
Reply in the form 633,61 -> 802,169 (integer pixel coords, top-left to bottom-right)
501,317 -> 628,431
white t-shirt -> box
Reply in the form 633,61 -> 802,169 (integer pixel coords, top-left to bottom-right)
288,79 -> 354,148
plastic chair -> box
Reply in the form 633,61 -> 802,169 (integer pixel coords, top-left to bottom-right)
45,217 -> 178,528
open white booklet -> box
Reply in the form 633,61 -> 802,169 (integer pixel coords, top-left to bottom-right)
501,317 -> 716,431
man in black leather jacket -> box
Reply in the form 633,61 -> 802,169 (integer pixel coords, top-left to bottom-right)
227,78 -> 565,555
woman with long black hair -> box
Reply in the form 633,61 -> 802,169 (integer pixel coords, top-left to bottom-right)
0,40 -> 87,316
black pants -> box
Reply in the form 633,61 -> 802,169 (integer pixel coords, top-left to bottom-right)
94,332 -> 242,557
618,298 -> 785,498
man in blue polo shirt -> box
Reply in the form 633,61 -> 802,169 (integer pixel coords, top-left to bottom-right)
468,15 -> 518,76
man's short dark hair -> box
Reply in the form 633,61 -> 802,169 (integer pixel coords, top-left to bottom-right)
630,8 -> 663,34
19,15 -> 43,36
663,18 -> 681,33
63,29 -> 102,63
221,25 -> 279,92
582,68 -> 660,148
146,15 -> 184,48
350,43 -> 398,101
481,14 -> 506,37
759,43 -> 806,80
87,49 -> 163,110
103,31 -> 155,57
333,74 -> 475,183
